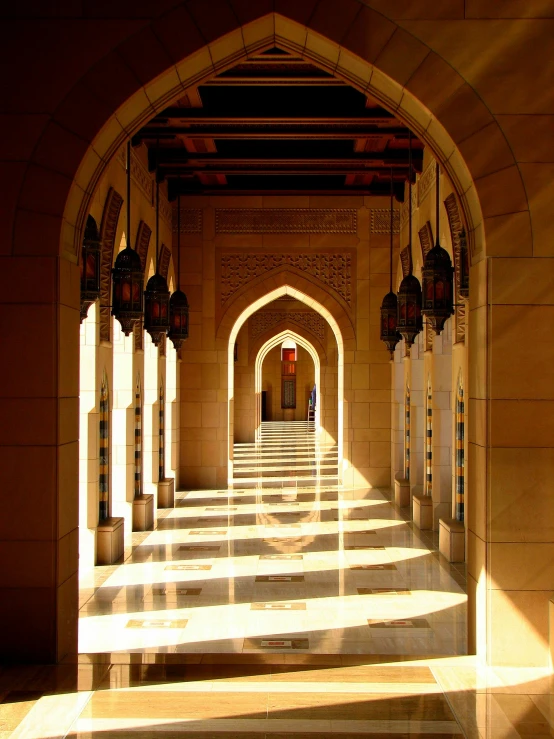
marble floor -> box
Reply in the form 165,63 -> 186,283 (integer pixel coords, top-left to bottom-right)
3,423 -> 554,738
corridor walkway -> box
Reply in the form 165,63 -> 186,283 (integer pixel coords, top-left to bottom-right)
2,424 -> 553,738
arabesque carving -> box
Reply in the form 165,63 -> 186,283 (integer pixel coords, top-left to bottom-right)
117,146 -> 153,204
417,160 -> 435,206
220,252 -> 352,306
99,187 -> 123,343
250,312 -> 326,341
216,208 -> 356,234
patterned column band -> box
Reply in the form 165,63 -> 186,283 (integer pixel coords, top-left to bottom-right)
99,376 -> 109,520
455,383 -> 465,521
425,386 -> 432,496
159,385 -> 165,482
404,386 -> 410,481
135,380 -> 142,498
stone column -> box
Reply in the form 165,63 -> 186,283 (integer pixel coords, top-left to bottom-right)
0,256 -> 80,662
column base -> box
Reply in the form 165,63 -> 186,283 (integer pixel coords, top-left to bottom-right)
96,517 -> 124,565
158,478 -> 175,508
132,494 -> 154,531
394,475 -> 410,508
439,517 -> 465,562
413,493 -> 433,530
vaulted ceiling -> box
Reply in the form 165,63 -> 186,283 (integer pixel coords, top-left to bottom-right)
133,46 -> 423,201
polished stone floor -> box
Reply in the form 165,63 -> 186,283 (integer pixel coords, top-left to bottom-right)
78,422 -> 467,657
3,424 -> 553,738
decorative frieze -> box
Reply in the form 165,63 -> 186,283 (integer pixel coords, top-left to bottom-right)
159,192 -> 172,228
370,208 -> 400,234
99,187 -> 123,343
220,251 -> 353,306
133,318 -> 143,353
215,208 -> 357,234
250,311 -> 326,341
172,208 -> 203,234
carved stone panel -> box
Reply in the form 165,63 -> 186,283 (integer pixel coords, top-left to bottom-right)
215,208 -> 357,234
418,221 -> 434,260
400,246 -> 412,278
172,208 -> 202,234
99,187 -> 123,344
370,208 -> 400,234
133,317 -> 143,353
444,192 -> 467,344
159,244 -> 171,280
135,221 -> 152,271
250,312 -> 326,341
219,251 -> 353,307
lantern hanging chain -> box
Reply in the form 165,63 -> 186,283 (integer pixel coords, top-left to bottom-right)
155,138 -> 160,273
177,182 -> 181,292
435,160 -> 440,247
389,166 -> 393,294
127,141 -> 131,249
408,130 -> 413,274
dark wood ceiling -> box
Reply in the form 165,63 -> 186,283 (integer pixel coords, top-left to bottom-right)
133,47 -> 422,201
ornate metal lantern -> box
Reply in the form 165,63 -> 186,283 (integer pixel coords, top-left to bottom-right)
421,163 -> 454,335
168,188 -> 189,350
112,243 -> 144,335
144,156 -> 170,346
144,271 -> 170,346
80,215 -> 101,322
112,142 -> 144,336
168,289 -> 189,350
396,132 -> 422,349
380,169 -> 400,357
397,273 -> 423,347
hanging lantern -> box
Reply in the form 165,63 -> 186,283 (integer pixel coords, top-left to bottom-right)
168,185 -> 189,351
168,289 -> 189,350
112,244 -> 144,335
397,273 -> 423,347
380,291 -> 401,356
112,141 -> 144,336
144,272 -> 170,346
80,215 -> 101,323
421,162 -> 454,335
396,131 -> 422,349
380,168 -> 401,357
144,156 -> 170,346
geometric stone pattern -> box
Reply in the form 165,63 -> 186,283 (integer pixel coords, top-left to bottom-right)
117,146 -> 153,204
99,187 -> 123,343
215,208 -> 357,233
417,160 -> 436,206
220,252 -> 353,306
250,311 -> 326,341
172,208 -> 203,234
370,208 -> 400,234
